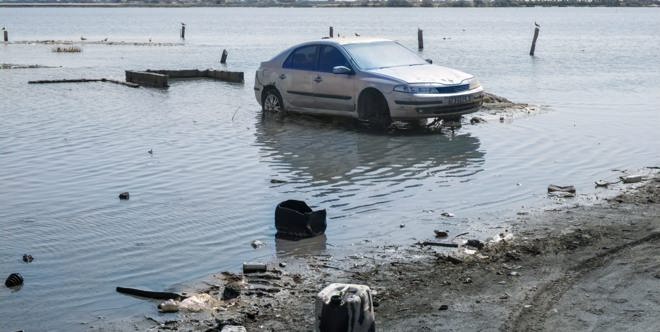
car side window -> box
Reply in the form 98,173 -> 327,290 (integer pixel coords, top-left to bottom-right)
283,45 -> 318,71
318,46 -> 351,73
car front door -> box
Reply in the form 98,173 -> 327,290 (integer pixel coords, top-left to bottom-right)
279,45 -> 319,109
313,45 -> 356,113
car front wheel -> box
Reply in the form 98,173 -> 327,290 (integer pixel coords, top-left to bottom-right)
262,88 -> 284,113
358,88 -> 391,129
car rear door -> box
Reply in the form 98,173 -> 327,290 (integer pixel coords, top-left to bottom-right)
313,45 -> 356,113
279,45 -> 319,109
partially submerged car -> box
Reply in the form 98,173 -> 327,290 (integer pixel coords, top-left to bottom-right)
254,38 -> 483,127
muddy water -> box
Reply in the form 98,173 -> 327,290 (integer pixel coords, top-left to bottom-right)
1,7 -> 659,331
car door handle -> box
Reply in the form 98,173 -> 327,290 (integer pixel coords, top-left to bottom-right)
313,76 -> 322,83
279,74 -> 286,80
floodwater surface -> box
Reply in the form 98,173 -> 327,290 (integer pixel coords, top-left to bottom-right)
1,7 -> 659,331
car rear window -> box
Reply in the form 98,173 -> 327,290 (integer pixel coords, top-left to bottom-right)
283,45 -> 318,71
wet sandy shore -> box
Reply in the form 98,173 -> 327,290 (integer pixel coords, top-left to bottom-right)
98,169 -> 659,332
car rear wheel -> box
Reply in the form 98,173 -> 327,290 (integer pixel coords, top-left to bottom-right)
262,88 -> 284,113
358,89 -> 391,129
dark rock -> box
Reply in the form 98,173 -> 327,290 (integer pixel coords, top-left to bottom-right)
547,184 -> 576,194
222,282 -> 241,300
438,304 -> 449,311
466,239 -> 485,250
5,273 -> 23,288
470,117 -> 486,125
22,254 -> 34,263
434,230 -> 448,238
118,192 -> 130,200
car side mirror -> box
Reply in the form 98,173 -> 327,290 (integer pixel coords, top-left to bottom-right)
332,66 -> 353,75
425,59 -> 433,64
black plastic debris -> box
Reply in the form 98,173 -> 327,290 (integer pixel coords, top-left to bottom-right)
5,273 -> 24,288
275,200 -> 326,239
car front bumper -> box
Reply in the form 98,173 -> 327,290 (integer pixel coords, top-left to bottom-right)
387,87 -> 484,119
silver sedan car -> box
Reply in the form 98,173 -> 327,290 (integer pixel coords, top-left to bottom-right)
254,38 -> 484,127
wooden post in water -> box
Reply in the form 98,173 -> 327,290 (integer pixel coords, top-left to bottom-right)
417,28 -> 424,51
220,49 -> 228,64
180,23 -> 186,40
529,26 -> 540,56
3,29 -> 8,42
329,26 -> 333,38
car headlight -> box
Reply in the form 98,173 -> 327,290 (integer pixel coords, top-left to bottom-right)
462,77 -> 481,90
393,84 -> 438,94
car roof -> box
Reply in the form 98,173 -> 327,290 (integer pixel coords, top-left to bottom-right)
299,37 -> 393,47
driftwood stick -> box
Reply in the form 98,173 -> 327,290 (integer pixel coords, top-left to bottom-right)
419,241 -> 459,248
116,287 -> 185,300
28,78 -> 139,88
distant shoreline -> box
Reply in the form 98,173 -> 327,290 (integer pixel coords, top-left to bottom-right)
0,3 -> 657,8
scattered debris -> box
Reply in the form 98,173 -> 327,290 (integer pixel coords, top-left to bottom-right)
22,254 -> 34,263
222,282 -> 242,300
5,273 -> 24,288
147,149 -> 153,155
463,277 -> 473,284
419,241 -> 459,248
316,283 -> 375,332
547,184 -> 576,194
158,299 -> 179,313
465,239 -> 485,250
509,271 -> 520,277
275,200 -> 326,239
251,240 -> 265,249
434,230 -> 448,238
470,116 -> 486,124
116,287 -> 184,301
179,294 -> 214,312
279,262 -> 287,268
243,263 -> 268,274
221,326 -> 247,332
118,192 -> 130,200
399,223 -> 406,228
548,184 -> 576,197
620,175 -> 643,184
441,212 -> 455,218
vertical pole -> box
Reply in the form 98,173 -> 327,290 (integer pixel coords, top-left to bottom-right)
529,26 -> 540,56
3,30 -> 8,42
417,28 -> 424,51
329,26 -> 333,38
220,49 -> 228,64
180,24 -> 185,40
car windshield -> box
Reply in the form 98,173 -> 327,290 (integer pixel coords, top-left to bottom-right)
343,41 -> 427,70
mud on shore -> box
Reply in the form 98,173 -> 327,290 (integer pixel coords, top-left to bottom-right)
101,171 -> 659,332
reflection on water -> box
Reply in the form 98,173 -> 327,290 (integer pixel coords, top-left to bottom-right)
255,113 -> 484,187
275,234 -> 328,257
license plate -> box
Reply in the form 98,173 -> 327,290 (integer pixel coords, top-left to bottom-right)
446,95 -> 471,105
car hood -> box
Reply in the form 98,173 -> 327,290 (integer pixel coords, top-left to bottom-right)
367,64 -> 472,85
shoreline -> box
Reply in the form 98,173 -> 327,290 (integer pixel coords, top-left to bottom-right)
100,170 -> 660,331
1,3 -> 657,8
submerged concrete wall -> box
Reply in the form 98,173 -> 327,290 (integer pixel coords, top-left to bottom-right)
125,71 -> 169,88
146,69 -> 244,84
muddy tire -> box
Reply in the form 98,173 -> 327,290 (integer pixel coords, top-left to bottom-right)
358,89 -> 391,129
262,88 -> 284,113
